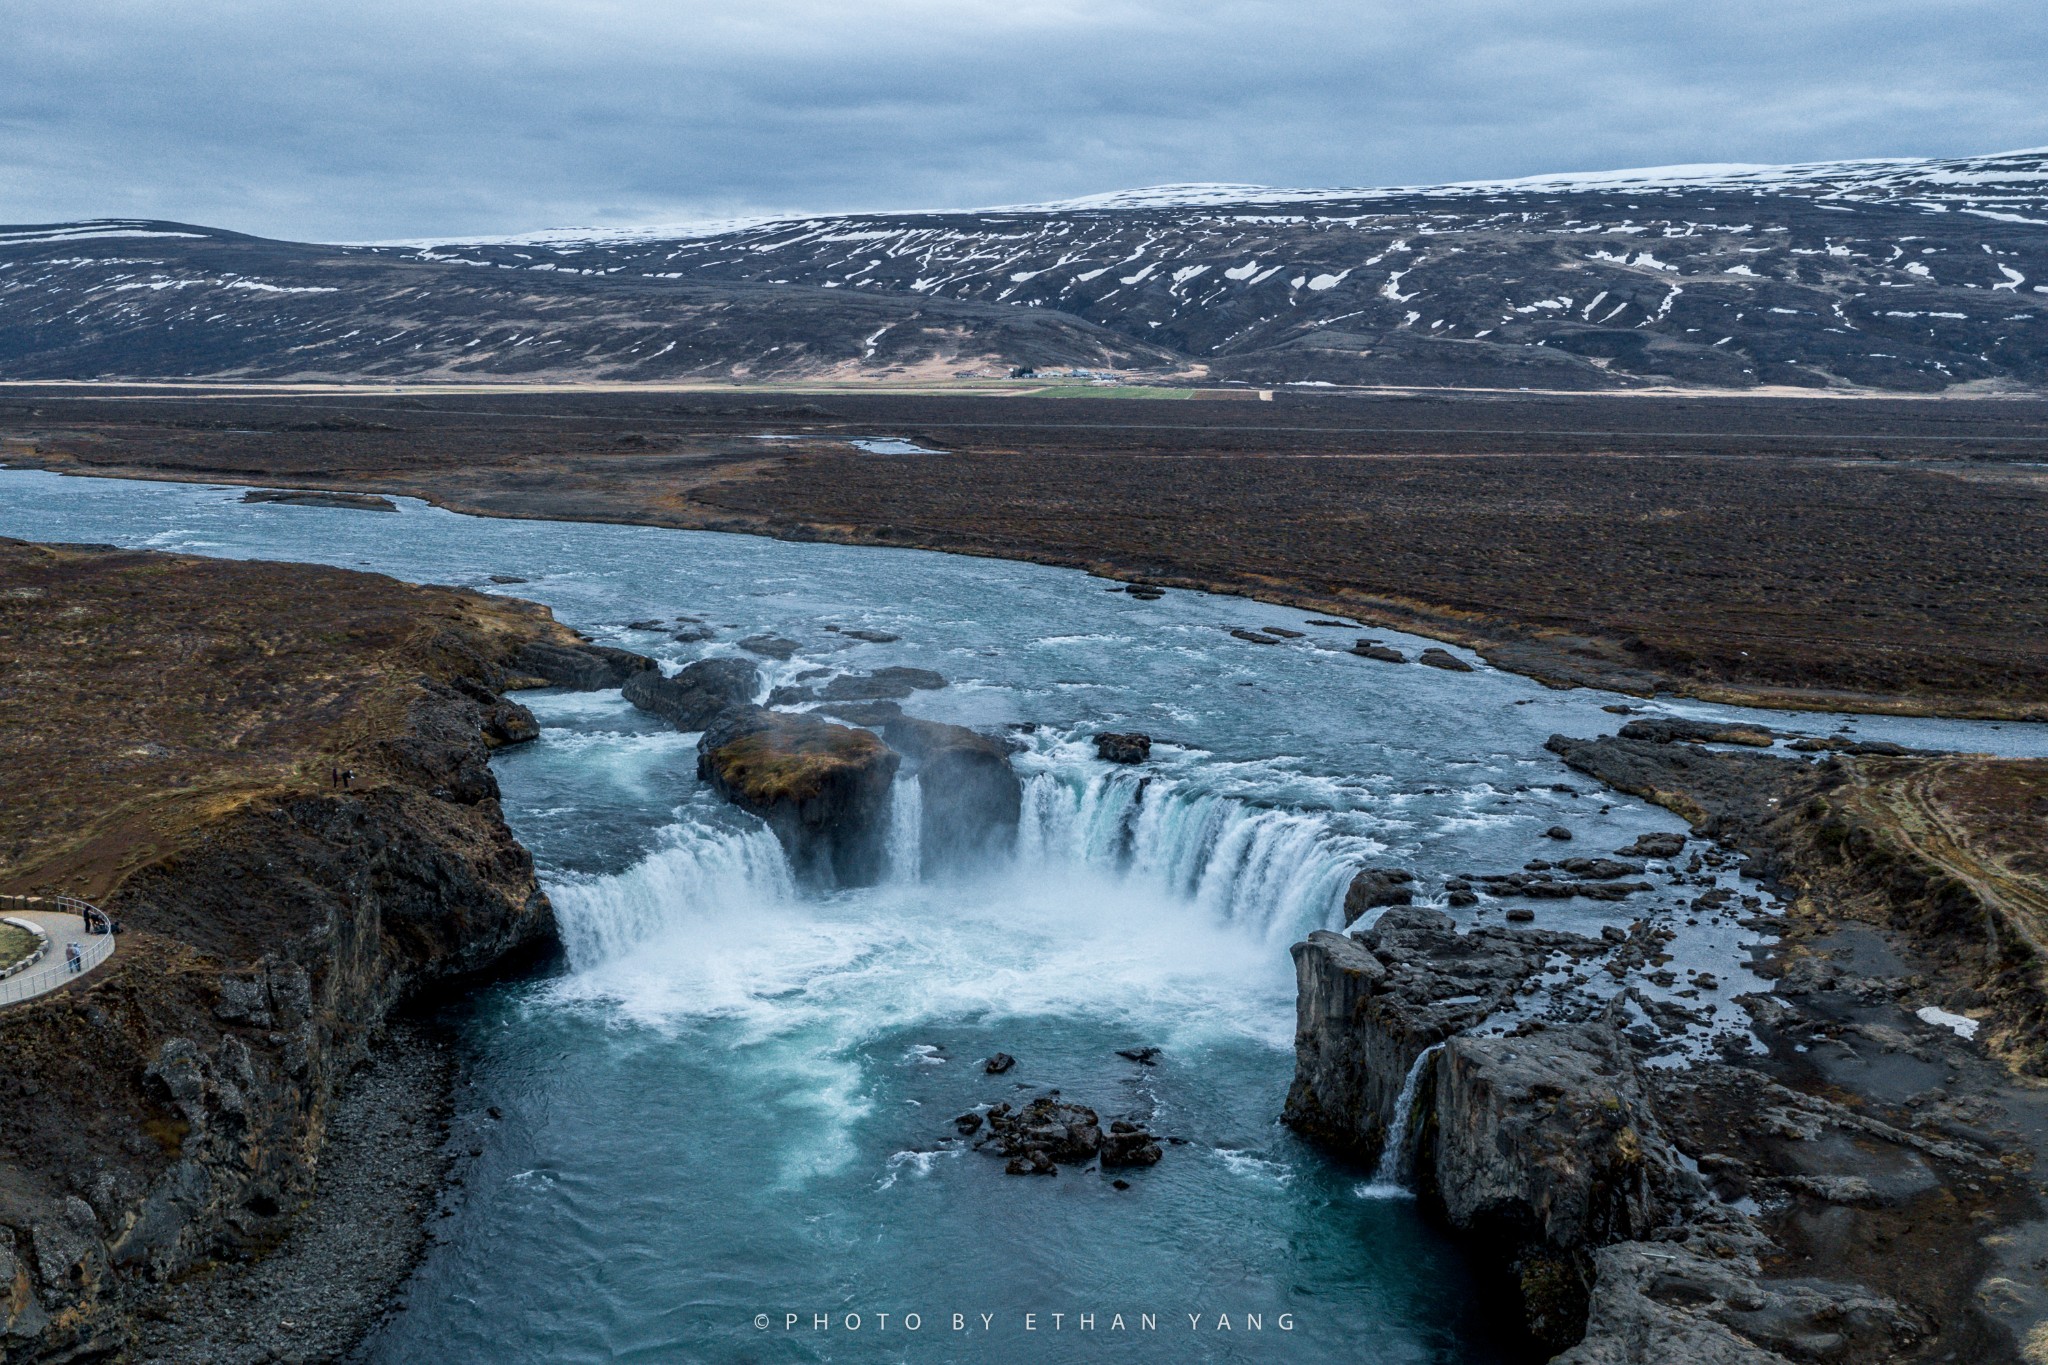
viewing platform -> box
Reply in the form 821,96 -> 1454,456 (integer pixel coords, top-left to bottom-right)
0,894 -> 117,1007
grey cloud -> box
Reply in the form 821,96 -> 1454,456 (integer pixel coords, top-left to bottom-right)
1,0 -> 2043,240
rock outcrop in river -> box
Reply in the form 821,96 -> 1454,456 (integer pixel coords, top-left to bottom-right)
696,706 -> 902,886
882,717 -> 1022,874
622,656 -> 760,728
0,540 -> 574,1359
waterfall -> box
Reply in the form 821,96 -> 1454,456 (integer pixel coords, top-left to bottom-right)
547,821 -> 795,970
1356,1045 -> 1440,1200
885,773 -> 923,883
1018,768 -> 1357,940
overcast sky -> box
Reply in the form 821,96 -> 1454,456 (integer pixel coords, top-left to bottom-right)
3,0 -> 2044,241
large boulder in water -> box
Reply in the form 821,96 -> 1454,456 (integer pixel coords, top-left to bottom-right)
697,706 -> 901,886
624,657 -> 760,730
882,716 -> 1022,873
510,641 -> 656,691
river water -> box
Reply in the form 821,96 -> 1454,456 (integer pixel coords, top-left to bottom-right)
6,469 -> 2044,1364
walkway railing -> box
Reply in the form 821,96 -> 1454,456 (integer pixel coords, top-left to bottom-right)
0,894 -> 116,1007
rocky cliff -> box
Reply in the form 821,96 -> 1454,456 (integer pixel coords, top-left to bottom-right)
1291,730 -> 2048,1362
0,540 -> 595,1361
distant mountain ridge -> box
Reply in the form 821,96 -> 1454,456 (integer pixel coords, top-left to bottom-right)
3,147 -> 2044,390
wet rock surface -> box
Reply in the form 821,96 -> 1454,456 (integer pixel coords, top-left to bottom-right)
622,656 -> 760,729
1283,908 -> 1602,1168
1341,867 -> 1415,923
1093,731 -> 1152,764
512,640 -> 657,691
1287,732 -> 2048,1362
880,717 -> 1022,873
696,707 -> 901,886
975,1096 -> 1163,1176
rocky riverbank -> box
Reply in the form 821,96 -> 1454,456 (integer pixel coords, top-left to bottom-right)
0,539 -> 611,1362
1286,726 -> 2048,1362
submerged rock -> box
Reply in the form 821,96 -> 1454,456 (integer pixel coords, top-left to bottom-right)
817,666 -> 947,701
984,1052 -> 1017,1075
1094,731 -> 1152,764
510,641 -> 657,691
696,707 -> 900,886
241,488 -> 397,512
623,657 -> 761,729
881,716 -> 1022,873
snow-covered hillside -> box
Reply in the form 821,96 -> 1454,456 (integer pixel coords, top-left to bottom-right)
3,149 -> 2044,389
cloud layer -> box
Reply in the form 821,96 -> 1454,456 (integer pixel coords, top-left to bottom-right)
3,0 -> 2044,240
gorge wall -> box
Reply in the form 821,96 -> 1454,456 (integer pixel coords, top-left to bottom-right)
0,540 -> 592,1361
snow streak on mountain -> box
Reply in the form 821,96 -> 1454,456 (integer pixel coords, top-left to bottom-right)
3,149 -> 2045,390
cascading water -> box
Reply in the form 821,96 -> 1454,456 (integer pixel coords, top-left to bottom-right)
546,818 -> 795,969
885,773 -> 923,883
1357,1044 -> 1442,1199
1017,763 -> 1359,942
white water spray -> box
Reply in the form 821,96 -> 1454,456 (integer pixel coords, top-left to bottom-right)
1019,768 -> 1356,941
547,820 -> 795,969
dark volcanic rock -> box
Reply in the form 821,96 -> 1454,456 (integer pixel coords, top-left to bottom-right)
1342,867 -> 1417,924
696,707 -> 901,886
737,633 -> 801,660
1354,641 -> 1407,663
1617,831 -> 1688,860
985,1052 -> 1017,1075
1283,908 -> 1600,1167
983,1096 -> 1103,1170
622,657 -> 761,729
1100,1121 -> 1164,1168
1545,825 -> 1575,841
510,640 -> 657,691
1417,1023 -> 1702,1354
816,666 -> 947,701
881,716 -> 1022,873
241,488 -> 397,512
1557,857 -> 1646,880
1231,628 -> 1283,645
1417,647 -> 1476,672
1619,717 -> 1779,748
1094,731 -> 1152,764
